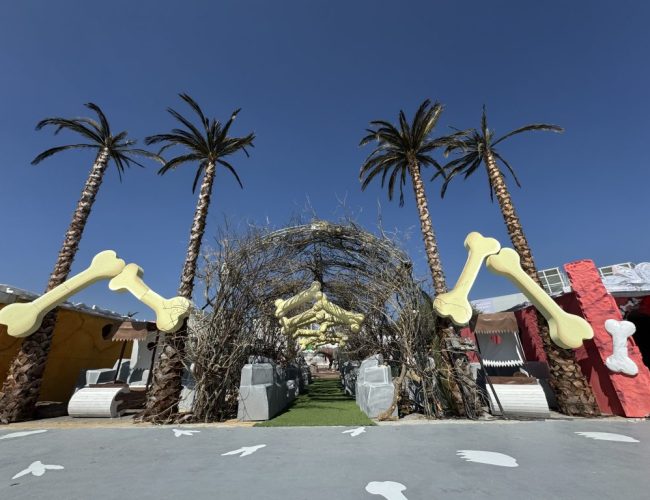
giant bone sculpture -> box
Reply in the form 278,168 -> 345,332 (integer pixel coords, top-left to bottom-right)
109,263 -> 191,333
0,250 -> 126,338
604,319 -> 639,376
0,250 -> 191,338
434,232 -> 501,326
433,232 -> 593,349
274,281 -> 363,348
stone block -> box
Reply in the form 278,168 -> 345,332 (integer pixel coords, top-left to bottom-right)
359,383 -> 397,418
238,384 -> 276,421
240,363 -> 275,386
355,354 -> 397,418
363,366 -> 390,384
237,360 -> 301,421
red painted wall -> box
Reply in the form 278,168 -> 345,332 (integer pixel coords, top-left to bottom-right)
554,292 -> 625,416
514,307 -> 547,363
564,260 -> 650,417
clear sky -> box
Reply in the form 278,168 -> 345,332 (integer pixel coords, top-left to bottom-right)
1,0 -> 648,319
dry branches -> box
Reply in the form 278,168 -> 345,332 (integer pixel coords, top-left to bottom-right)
183,219 -> 469,421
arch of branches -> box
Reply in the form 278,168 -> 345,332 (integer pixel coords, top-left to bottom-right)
186,220 -> 474,422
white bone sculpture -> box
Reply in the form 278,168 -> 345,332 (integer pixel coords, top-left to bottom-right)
486,248 -> 593,349
108,263 -> 192,333
604,319 -> 639,376
433,232 -> 501,326
0,250 -> 126,338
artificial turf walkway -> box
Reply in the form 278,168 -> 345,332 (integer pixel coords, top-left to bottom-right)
255,377 -> 375,427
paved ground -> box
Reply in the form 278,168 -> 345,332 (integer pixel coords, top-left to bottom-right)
1,419 -> 648,499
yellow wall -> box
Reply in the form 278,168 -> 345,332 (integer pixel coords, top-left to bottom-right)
0,304 -> 132,402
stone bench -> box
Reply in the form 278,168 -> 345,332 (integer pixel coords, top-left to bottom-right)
68,386 -> 129,418
485,377 -> 551,418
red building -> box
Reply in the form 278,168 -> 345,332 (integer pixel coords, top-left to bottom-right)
469,261 -> 650,417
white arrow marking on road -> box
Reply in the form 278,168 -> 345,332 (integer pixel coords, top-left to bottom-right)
12,461 -> 64,479
221,444 -> 266,457
0,429 -> 48,440
457,450 -> 518,467
342,427 -> 366,437
172,429 -> 200,437
575,432 -> 639,443
365,481 -> 408,500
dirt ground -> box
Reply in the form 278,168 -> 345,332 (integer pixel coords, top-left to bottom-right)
1,415 -> 255,430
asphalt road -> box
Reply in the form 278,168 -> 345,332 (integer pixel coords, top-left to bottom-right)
1,419 -> 648,499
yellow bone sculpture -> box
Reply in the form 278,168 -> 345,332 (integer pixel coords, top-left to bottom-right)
433,232 -> 501,326
109,263 -> 191,333
486,248 -> 593,349
294,328 -> 321,338
0,250 -> 126,338
280,308 -> 319,334
275,283 -> 364,344
274,281 -> 322,318
317,321 -> 335,333
316,296 -> 365,326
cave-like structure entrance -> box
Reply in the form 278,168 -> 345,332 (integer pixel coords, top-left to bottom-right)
248,220 -> 424,422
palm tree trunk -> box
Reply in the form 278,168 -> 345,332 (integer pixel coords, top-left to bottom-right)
0,148 -> 111,424
407,161 -> 482,417
483,150 -> 599,416
177,161 -> 217,301
407,161 -> 447,296
141,161 -> 217,422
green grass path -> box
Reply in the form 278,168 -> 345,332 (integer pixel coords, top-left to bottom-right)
255,378 -> 375,427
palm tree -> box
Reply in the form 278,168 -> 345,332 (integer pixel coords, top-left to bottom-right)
0,103 -> 156,423
140,93 -> 254,422
438,106 -> 599,416
439,106 -> 563,277
359,99 -> 449,295
359,100 -> 482,418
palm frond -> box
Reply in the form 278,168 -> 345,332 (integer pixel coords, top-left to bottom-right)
359,129 -> 379,147
35,118 -> 103,144
493,151 -> 521,187
124,148 -> 165,164
481,105 -> 489,140
31,144 -> 98,165
150,95 -> 253,193
166,108 -> 207,150
359,154 -> 399,190
158,153 -> 204,176
493,123 -> 563,146
179,93 -> 210,131
218,158 -> 244,189
360,99 -> 450,206
218,108 -> 241,145
191,161 -> 207,193
84,103 -> 111,137
387,165 -> 402,203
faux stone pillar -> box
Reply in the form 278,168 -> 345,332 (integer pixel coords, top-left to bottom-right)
564,259 -> 650,417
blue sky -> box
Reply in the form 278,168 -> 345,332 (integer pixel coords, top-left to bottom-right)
1,1 -> 648,319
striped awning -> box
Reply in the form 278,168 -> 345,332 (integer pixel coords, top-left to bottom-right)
474,312 -> 518,334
